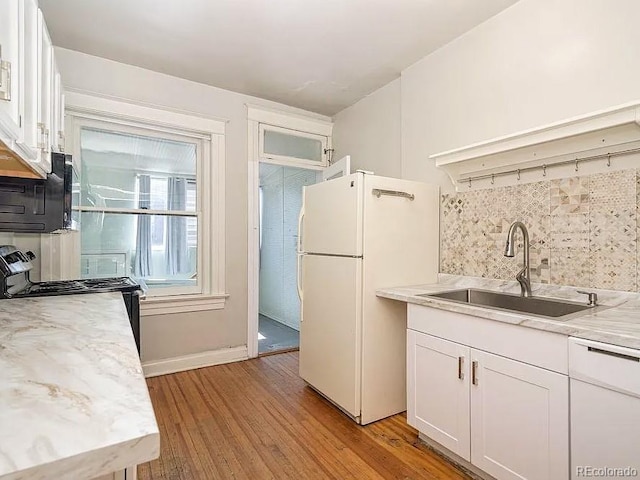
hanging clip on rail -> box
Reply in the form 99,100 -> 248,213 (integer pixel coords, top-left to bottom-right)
372,189 -> 415,201
455,146 -> 640,188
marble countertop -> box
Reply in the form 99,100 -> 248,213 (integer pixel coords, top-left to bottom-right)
0,293 -> 159,480
377,274 -> 640,350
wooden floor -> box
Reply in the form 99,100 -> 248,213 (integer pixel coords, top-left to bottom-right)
138,352 -> 471,480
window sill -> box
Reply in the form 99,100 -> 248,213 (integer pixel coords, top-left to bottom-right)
140,293 -> 229,316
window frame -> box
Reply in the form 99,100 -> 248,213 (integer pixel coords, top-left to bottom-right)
65,91 -> 226,314
258,123 -> 329,169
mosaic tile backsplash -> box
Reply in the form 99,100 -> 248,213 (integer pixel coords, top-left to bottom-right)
440,168 -> 640,292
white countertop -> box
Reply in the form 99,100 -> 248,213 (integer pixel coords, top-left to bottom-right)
377,274 -> 640,350
0,292 -> 159,480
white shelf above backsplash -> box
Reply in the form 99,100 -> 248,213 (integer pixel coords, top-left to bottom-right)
431,101 -> 640,190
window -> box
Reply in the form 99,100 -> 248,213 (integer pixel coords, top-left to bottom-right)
78,126 -> 199,293
67,92 -> 226,309
259,124 -> 328,167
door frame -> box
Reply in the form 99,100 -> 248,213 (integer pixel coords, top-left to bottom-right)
247,105 -> 333,358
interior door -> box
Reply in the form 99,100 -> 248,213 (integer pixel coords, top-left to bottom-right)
471,349 -> 569,480
299,254 -> 362,418
301,172 -> 362,256
322,155 -> 350,181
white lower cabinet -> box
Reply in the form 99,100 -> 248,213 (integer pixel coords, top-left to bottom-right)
407,329 -> 470,460
470,349 -> 569,480
408,317 -> 569,480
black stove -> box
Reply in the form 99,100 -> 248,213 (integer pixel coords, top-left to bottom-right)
0,245 -> 143,354
11,277 -> 141,297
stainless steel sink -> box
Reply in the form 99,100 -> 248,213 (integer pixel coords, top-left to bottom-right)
418,288 -> 603,319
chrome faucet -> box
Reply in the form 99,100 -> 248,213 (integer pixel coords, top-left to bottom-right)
504,221 -> 532,297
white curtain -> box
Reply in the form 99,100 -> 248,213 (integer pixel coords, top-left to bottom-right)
166,177 -> 189,275
134,174 -> 152,277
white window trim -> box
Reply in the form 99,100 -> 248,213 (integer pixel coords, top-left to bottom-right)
65,91 -> 226,314
247,104 -> 333,136
246,105 -> 333,358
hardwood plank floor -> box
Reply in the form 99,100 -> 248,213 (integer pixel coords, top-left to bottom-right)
138,352 -> 471,480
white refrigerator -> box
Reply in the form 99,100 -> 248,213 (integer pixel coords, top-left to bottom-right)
297,172 -> 439,425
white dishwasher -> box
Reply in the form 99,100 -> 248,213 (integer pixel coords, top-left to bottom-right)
568,338 -> 640,480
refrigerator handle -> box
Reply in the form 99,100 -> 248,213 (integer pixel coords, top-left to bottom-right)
297,204 -> 305,254
296,204 -> 305,302
297,252 -> 304,302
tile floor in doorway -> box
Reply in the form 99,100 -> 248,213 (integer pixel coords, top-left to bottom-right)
258,314 -> 299,354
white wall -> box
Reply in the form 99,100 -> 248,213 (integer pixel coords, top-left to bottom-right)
401,0 -> 640,192
54,48 -> 330,363
332,78 -> 401,177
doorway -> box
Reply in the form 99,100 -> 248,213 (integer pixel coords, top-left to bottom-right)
258,163 -> 320,354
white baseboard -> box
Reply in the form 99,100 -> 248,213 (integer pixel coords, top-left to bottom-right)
142,345 -> 248,378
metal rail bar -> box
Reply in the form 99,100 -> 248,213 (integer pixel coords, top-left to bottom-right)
460,146 -> 640,187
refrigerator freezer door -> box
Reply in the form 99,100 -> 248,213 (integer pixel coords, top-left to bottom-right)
301,173 -> 363,256
299,254 -> 362,419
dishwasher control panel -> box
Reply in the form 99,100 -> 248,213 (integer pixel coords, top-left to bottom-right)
568,337 -> 640,397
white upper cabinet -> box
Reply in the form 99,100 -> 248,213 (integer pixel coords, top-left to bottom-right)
52,59 -> 64,153
0,0 -> 25,147
36,8 -> 52,171
0,0 -> 62,178
22,0 -> 39,154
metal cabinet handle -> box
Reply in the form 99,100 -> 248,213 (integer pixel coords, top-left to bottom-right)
38,124 -> 50,153
38,123 -> 45,149
458,356 -> 464,380
0,45 -> 12,102
472,361 -> 478,385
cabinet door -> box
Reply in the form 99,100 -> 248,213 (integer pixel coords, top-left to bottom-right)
52,61 -> 64,152
36,8 -> 52,172
407,329 -> 471,460
470,350 -> 569,480
22,0 -> 39,153
0,0 -> 24,143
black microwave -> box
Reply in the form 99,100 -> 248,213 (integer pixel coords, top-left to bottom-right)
0,153 -> 75,233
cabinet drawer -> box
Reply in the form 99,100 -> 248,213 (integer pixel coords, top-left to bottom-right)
408,303 -> 568,374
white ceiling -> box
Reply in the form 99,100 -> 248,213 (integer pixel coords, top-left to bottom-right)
39,0 -> 518,116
